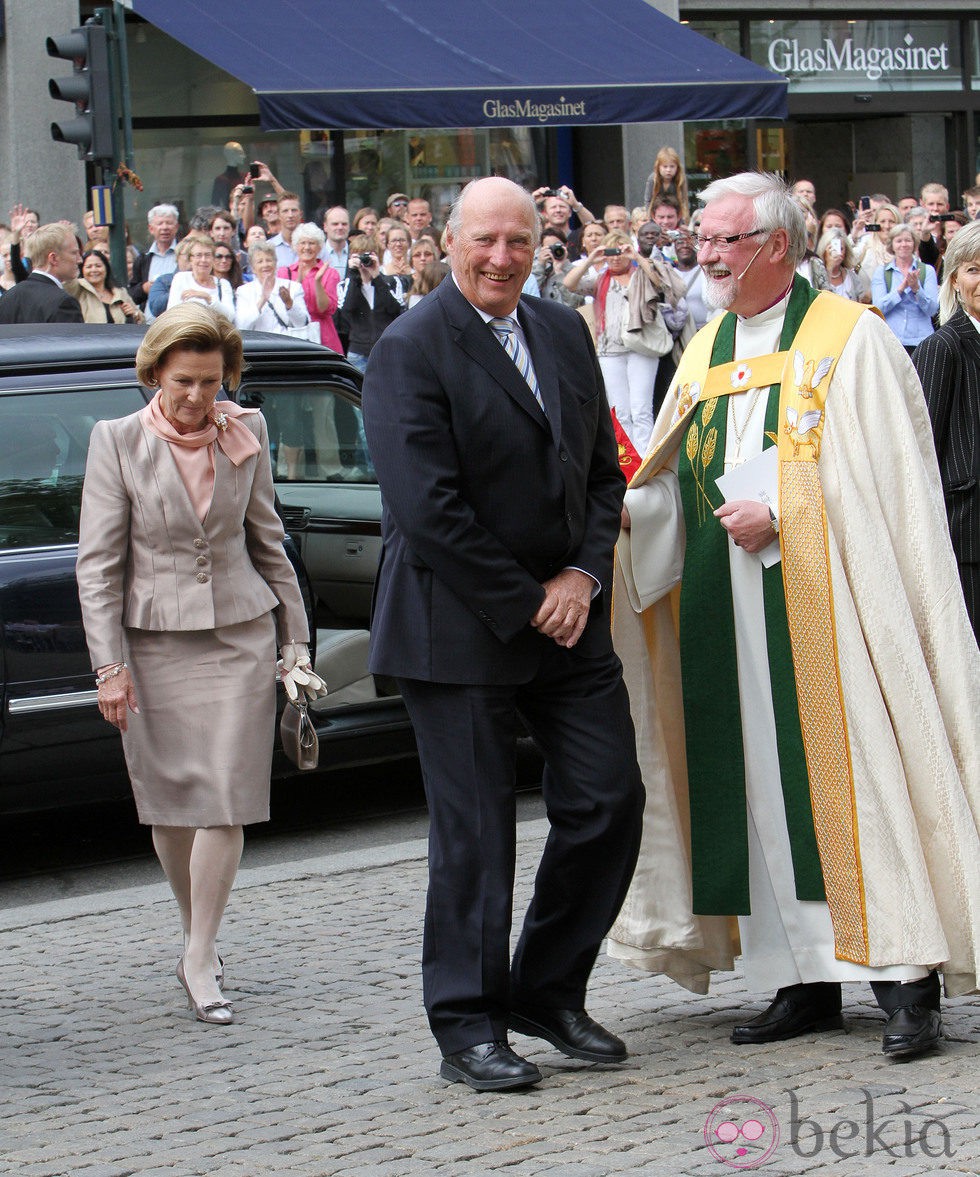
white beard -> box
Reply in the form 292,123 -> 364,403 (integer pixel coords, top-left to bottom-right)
703,273 -> 736,310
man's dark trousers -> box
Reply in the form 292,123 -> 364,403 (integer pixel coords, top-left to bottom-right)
400,639 -> 643,1056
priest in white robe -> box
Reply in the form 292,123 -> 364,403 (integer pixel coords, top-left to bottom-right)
608,173 -> 980,1059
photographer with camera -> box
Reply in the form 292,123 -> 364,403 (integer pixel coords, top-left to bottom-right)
237,160 -> 286,240
533,185 -> 593,234
852,201 -> 900,275
530,229 -> 583,308
817,228 -> 870,303
563,230 -> 687,454
337,233 -> 403,373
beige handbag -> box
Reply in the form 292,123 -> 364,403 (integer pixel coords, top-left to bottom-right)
280,699 -> 319,771
619,294 -> 672,358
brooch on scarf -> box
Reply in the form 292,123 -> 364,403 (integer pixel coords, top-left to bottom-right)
210,409 -> 229,431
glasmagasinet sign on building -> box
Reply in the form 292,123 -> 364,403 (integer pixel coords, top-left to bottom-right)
750,19 -> 962,93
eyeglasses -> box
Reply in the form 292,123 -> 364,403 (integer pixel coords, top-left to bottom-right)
214,253 -> 233,260
693,228 -> 767,253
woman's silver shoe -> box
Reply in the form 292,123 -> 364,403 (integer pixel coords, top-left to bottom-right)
176,957 -> 234,1025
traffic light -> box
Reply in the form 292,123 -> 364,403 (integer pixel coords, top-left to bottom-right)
46,20 -> 114,163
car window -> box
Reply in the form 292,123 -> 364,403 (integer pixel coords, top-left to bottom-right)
237,383 -> 376,484
0,387 -> 145,550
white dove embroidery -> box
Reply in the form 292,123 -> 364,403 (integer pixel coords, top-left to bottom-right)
793,350 -> 834,399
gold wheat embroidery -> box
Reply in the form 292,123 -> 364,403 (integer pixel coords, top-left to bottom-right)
687,399 -> 719,523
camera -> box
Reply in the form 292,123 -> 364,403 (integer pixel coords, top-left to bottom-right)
251,161 -> 263,175
240,184 -> 254,195
541,188 -> 558,198
664,230 -> 682,241
549,243 -> 566,260
357,252 -> 374,266
859,195 -> 871,211
602,247 -> 622,256
866,224 -> 880,232
931,213 -> 956,223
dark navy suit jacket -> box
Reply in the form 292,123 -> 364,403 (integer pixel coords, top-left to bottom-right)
914,308 -> 980,568
361,278 -> 625,684
0,272 -> 82,324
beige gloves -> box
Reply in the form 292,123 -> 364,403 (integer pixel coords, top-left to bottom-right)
278,642 -> 328,704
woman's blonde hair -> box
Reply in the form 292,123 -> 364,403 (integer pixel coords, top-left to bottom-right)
650,146 -> 689,222
136,303 -> 244,391
874,204 -> 901,231
816,228 -> 856,270
176,236 -> 200,264
602,229 -> 633,251
938,220 -> 980,324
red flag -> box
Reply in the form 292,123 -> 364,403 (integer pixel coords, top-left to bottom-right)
610,409 -> 641,483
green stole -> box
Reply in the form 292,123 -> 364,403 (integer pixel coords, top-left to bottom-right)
678,277 -> 825,915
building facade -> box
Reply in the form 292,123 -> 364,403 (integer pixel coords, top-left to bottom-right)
682,6 -> 979,208
1,2 -> 977,239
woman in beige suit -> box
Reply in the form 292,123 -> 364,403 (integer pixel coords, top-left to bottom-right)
76,305 -> 324,1024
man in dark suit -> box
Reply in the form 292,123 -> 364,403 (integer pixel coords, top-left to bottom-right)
0,224 -> 82,324
362,177 -> 644,1092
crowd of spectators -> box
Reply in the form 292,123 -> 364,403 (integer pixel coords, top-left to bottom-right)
0,154 -> 977,643
2,158 -> 979,440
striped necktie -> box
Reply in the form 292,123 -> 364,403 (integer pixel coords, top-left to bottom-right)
488,316 -> 544,413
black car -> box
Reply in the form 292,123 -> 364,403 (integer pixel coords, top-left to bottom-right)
0,324 -> 415,814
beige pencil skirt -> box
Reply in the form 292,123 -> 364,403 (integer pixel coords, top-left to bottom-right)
120,613 -> 277,827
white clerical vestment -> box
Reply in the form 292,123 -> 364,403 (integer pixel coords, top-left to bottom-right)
608,292 -> 980,998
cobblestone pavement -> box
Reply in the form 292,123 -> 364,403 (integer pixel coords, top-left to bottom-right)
1,818 -> 977,1177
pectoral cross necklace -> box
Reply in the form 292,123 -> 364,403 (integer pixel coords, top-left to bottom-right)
726,387 -> 764,468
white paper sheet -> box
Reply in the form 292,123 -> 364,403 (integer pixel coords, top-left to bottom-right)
714,446 -> 782,568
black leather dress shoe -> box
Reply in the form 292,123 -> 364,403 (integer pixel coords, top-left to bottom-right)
440,1041 -> 542,1091
731,983 -> 844,1045
509,1005 -> 627,1063
882,1005 -> 942,1057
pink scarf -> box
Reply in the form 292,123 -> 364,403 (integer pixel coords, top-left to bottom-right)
142,391 -> 261,521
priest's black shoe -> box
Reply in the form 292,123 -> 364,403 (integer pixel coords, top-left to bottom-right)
509,1005 -> 628,1063
731,983 -> 843,1045
440,1041 -> 542,1091
882,1005 -> 942,1058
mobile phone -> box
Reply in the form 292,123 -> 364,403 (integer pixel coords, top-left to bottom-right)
240,184 -> 254,195
859,195 -> 871,211
251,161 -> 263,175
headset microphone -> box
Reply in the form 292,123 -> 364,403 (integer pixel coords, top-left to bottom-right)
735,240 -> 768,282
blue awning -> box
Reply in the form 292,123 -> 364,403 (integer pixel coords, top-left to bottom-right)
130,0 -> 787,130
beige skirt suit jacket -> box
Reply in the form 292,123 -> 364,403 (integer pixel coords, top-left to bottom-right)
76,407 -> 309,826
